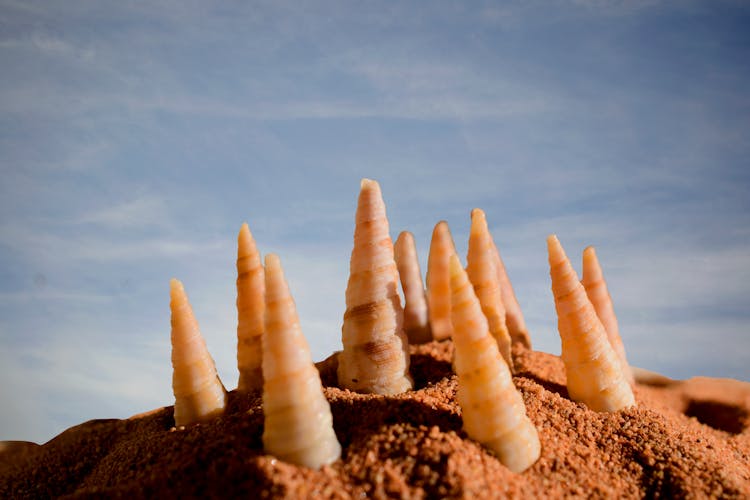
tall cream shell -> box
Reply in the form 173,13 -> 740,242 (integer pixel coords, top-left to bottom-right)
394,231 -> 431,344
449,255 -> 541,473
338,179 -> 413,395
170,279 -> 227,426
581,246 -> 634,386
490,238 -> 532,349
466,209 -> 514,371
547,235 -> 635,413
236,222 -> 265,392
262,254 -> 341,469
426,221 -> 457,341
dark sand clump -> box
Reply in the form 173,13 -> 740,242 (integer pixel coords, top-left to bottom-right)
2,341 -> 749,498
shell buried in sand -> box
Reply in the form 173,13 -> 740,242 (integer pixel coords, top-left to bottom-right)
1,179 -> 748,498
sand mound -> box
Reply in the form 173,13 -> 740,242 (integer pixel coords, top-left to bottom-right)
2,341 -> 749,498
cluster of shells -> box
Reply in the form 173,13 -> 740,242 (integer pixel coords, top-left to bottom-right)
169,179 -> 635,474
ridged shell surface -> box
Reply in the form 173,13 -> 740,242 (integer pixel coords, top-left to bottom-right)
394,231 -> 431,344
262,254 -> 341,469
581,246 -> 634,386
490,238 -> 532,349
236,222 -> 265,392
170,279 -> 226,427
547,235 -> 635,413
449,255 -> 541,473
338,179 -> 413,395
466,209 -> 514,371
426,221 -> 457,341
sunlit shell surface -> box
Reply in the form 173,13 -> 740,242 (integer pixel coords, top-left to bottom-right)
394,231 -> 432,344
490,238 -> 532,349
338,179 -> 413,395
466,208 -> 514,371
547,235 -> 635,413
426,221 -> 457,341
262,254 -> 341,469
581,246 -> 634,386
236,222 -> 265,392
170,279 -> 227,427
449,255 -> 541,473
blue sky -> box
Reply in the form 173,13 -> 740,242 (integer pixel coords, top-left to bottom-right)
1,0 -> 749,443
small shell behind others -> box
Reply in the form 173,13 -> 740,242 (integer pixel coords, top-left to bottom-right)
395,231 -> 431,344
262,254 -> 341,469
426,221 -> 457,341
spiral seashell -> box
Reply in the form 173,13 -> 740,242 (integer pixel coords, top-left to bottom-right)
490,237 -> 532,349
394,231 -> 431,344
170,279 -> 227,426
449,254 -> 541,473
426,221 -> 457,341
466,209 -> 514,371
338,179 -> 413,395
236,222 -> 265,392
547,235 -> 635,413
262,254 -> 341,469
581,246 -> 634,386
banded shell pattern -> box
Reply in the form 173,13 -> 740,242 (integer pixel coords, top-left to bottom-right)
394,231 -> 432,344
337,179 -> 413,395
449,255 -> 541,473
466,208 -> 514,371
262,254 -> 341,469
236,222 -> 265,392
581,246 -> 634,386
547,235 -> 635,413
426,221 -> 457,341
170,279 -> 227,427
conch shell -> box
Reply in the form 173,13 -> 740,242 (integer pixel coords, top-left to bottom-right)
262,254 -> 341,469
466,209 -> 514,371
581,246 -> 634,386
547,235 -> 635,412
490,238 -> 532,349
236,222 -> 265,392
338,179 -> 413,395
449,255 -> 541,473
170,279 -> 227,426
394,231 -> 431,344
426,220 -> 457,341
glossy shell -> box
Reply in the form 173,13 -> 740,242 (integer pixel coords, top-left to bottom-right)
236,222 -> 265,392
449,255 -> 541,473
547,235 -> 635,413
170,279 -> 227,426
262,254 -> 341,469
466,208 -> 514,371
426,221 -> 457,341
338,179 -> 413,395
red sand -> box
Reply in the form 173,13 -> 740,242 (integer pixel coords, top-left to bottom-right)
2,341 -> 749,498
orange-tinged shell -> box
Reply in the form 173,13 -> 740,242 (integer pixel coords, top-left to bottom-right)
426,221 -> 457,341
236,222 -> 265,392
338,179 -> 413,395
490,238 -> 532,349
581,246 -> 634,386
449,255 -> 541,473
262,254 -> 341,469
466,209 -> 514,371
394,231 -> 431,344
170,279 -> 226,427
547,235 -> 635,412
